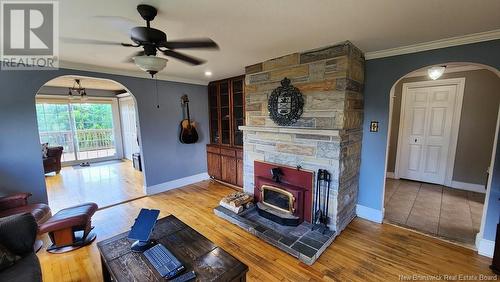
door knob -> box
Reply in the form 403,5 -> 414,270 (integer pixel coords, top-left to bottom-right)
414,138 -> 417,143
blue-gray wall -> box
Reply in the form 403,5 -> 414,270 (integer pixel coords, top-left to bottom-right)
486,129 -> 500,242
360,39 -> 500,241
0,68 -> 208,204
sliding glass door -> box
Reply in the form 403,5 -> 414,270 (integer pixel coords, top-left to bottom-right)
36,102 -> 76,162
36,97 -> 121,163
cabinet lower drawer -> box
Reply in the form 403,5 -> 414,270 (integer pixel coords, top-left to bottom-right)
220,148 -> 236,157
207,145 -> 221,154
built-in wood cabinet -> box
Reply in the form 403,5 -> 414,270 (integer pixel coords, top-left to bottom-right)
207,75 -> 245,188
207,146 -> 222,180
207,145 -> 243,187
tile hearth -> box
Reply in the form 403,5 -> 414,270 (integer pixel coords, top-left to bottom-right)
214,206 -> 336,265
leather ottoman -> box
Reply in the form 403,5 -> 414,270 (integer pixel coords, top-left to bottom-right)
39,203 -> 98,253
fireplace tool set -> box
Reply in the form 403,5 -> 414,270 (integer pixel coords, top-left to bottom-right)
312,169 -> 331,233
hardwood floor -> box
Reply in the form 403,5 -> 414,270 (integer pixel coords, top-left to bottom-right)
37,180 -> 494,281
45,160 -> 145,213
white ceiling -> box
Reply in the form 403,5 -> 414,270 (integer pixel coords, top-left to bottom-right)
59,0 -> 500,84
45,76 -> 125,91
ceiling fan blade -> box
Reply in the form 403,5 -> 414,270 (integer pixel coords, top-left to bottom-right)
161,50 -> 205,65
124,51 -> 145,63
93,16 -> 138,36
61,37 -> 125,46
161,38 -> 219,50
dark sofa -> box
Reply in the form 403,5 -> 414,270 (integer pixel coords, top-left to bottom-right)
0,213 -> 42,282
43,146 -> 63,174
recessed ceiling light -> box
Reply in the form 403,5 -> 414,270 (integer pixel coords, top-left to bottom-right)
204,71 -> 212,76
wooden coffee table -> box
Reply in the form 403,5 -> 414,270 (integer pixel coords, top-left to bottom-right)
97,215 -> 248,281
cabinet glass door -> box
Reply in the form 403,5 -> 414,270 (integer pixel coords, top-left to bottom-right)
219,81 -> 231,145
208,84 -> 219,144
232,79 -> 244,146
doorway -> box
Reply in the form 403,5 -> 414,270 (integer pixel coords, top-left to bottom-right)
36,75 -> 146,212
118,95 -> 140,161
384,64 -> 500,247
395,78 -> 464,185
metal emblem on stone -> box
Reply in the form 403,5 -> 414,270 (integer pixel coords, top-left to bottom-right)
268,77 -> 304,126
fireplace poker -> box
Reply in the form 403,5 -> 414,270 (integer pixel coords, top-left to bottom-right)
312,169 -> 332,234
323,170 -> 331,233
314,169 -> 331,232
313,169 -> 324,227
314,169 -> 320,224
321,169 -> 329,227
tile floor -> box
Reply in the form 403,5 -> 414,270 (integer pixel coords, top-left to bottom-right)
384,178 -> 485,246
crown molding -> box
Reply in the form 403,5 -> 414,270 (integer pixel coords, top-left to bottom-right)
58,60 -> 209,86
365,29 -> 500,60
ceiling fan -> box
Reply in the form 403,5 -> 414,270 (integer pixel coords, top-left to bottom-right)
62,4 -> 219,77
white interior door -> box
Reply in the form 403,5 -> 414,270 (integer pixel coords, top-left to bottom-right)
398,84 -> 459,185
119,97 -> 139,160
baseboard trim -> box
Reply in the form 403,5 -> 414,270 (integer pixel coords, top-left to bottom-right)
356,204 -> 383,223
476,234 -> 495,258
145,172 -> 210,195
386,172 -> 398,179
450,181 -> 486,194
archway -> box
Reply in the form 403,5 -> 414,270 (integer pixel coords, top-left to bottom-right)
381,62 -> 500,249
35,75 -> 146,212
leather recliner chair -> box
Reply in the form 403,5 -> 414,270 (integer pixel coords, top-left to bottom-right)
0,193 -> 51,225
43,146 -> 63,174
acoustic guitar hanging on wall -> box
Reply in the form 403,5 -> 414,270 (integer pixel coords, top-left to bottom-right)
179,95 -> 199,144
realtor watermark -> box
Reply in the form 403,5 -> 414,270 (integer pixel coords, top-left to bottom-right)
0,1 -> 59,70
398,274 -> 498,281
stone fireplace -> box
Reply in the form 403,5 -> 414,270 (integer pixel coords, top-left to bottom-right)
240,41 -> 365,232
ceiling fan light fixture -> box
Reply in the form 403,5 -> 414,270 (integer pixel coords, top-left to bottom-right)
133,55 -> 168,76
68,79 -> 87,101
428,66 -> 446,80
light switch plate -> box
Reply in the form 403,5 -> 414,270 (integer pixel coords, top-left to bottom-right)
370,121 -> 379,132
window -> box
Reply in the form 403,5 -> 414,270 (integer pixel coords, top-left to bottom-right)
36,98 -> 120,163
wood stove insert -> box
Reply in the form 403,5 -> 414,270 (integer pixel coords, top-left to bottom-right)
261,185 -> 295,214
254,161 -> 313,226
